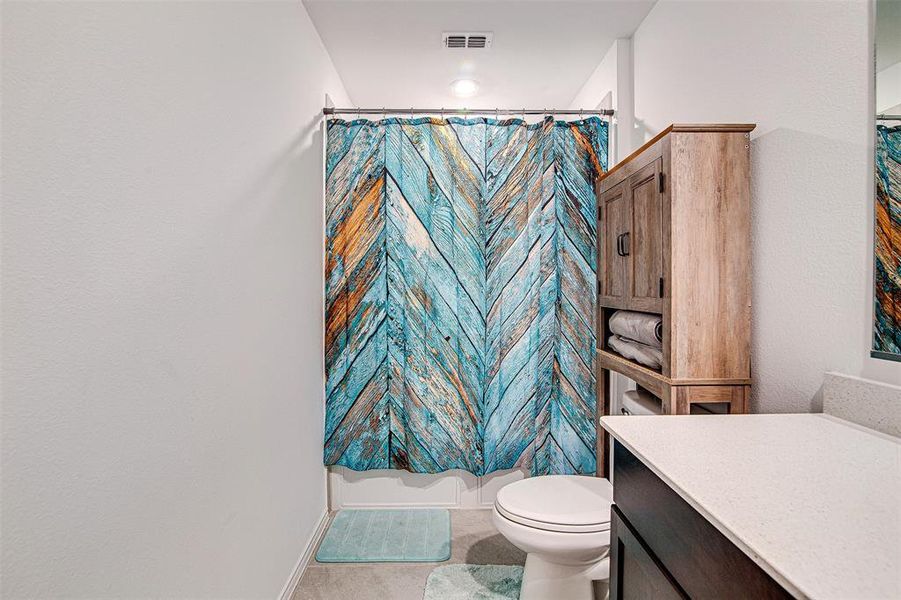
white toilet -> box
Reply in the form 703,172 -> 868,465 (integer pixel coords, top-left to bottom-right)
492,475 -> 613,600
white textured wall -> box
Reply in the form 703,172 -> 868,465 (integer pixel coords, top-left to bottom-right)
569,39 -> 634,164
569,41 -> 618,111
630,0 -> 900,413
1,2 -> 350,598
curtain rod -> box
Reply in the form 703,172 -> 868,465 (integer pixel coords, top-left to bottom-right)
323,107 -> 615,117
877,114 -> 901,121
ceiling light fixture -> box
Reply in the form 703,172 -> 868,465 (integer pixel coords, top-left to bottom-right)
451,79 -> 480,98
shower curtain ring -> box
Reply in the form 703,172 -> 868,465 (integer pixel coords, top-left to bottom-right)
441,107 -> 445,120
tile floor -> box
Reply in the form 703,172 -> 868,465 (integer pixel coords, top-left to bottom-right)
292,509 -> 526,600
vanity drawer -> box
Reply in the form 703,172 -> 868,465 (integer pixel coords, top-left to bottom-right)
610,505 -> 686,600
611,441 -> 792,599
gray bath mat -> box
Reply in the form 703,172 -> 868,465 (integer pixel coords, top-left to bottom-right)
315,509 -> 450,562
424,564 -> 523,600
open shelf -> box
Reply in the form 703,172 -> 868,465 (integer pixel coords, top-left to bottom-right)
597,349 -> 752,398
597,349 -> 668,398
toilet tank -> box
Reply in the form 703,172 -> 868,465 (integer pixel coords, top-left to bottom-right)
620,389 -> 662,416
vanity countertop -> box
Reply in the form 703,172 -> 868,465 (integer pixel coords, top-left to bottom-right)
600,413 -> 901,599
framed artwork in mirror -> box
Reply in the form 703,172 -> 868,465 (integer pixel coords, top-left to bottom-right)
873,0 -> 900,361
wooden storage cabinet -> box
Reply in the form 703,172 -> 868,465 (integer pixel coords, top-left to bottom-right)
596,124 -> 755,474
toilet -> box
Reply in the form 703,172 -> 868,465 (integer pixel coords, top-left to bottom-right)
492,475 -> 613,600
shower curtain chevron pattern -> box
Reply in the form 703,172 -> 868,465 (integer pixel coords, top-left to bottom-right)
875,124 -> 900,357
324,116 -> 607,476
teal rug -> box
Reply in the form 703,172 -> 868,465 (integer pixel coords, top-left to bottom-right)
424,564 -> 523,600
315,509 -> 451,562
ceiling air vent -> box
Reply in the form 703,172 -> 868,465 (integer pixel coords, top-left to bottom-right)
443,32 -> 493,49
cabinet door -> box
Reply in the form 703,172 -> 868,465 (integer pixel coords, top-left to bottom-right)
628,159 -> 665,309
600,181 -> 628,301
610,505 -> 687,600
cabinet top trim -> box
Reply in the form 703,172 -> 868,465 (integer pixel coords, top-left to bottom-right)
599,123 -> 756,181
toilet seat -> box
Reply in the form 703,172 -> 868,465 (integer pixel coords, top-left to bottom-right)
494,475 -> 613,534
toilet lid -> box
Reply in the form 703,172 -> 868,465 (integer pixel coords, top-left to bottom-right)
495,475 -> 613,533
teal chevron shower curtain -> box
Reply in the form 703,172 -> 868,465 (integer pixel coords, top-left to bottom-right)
324,116 -> 607,476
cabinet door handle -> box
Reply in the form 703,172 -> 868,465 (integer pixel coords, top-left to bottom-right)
616,233 -> 627,257
621,232 -> 630,256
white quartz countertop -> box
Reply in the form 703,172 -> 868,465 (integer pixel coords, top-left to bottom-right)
600,414 -> 901,599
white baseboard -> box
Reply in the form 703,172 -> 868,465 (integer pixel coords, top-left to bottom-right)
278,510 -> 331,600
335,500 -> 462,509
327,466 -> 527,510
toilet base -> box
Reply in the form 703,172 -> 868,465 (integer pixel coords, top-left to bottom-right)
519,553 -> 610,600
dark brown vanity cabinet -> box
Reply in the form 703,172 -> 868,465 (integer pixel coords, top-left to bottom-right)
609,442 -> 793,600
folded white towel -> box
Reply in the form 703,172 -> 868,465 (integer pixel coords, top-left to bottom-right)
608,334 -> 664,370
609,310 -> 662,349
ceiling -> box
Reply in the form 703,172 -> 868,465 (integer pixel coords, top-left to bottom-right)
303,0 -> 656,110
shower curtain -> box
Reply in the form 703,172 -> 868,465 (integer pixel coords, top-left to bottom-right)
874,124 -> 900,358
324,116 -> 607,476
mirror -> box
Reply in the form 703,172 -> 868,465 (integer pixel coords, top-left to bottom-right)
873,0 -> 900,361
